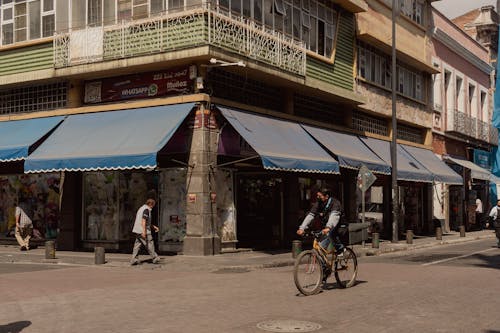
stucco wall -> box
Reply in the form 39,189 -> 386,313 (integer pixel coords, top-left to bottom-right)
357,82 -> 432,128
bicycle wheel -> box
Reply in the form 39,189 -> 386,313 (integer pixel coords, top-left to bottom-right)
293,250 -> 324,296
334,248 -> 357,288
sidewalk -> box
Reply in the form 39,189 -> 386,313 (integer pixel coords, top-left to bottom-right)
0,229 -> 496,272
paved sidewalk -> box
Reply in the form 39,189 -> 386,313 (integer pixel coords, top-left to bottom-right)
0,229 -> 496,271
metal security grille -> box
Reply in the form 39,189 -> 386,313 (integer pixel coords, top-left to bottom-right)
0,82 -> 68,115
294,94 -> 342,124
208,69 -> 282,111
352,112 -> 388,136
397,123 -> 423,143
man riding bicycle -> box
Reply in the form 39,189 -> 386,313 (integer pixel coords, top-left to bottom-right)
296,188 -> 345,254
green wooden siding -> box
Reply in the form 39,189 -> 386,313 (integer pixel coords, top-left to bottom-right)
306,11 -> 354,90
0,43 -> 53,76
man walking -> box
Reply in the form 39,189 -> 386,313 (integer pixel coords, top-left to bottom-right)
488,199 -> 500,248
130,198 -> 161,265
15,201 -> 33,251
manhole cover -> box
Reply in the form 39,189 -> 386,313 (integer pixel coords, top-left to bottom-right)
256,320 -> 322,332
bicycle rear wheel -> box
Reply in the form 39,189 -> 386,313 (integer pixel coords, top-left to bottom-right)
293,250 -> 323,296
334,248 -> 357,288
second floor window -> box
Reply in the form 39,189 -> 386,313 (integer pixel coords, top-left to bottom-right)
1,0 -> 54,46
358,41 -> 424,102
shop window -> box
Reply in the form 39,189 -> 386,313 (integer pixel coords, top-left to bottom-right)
0,174 -> 61,240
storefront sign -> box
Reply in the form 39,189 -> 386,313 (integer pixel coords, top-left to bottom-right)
473,149 -> 491,170
84,66 -> 195,103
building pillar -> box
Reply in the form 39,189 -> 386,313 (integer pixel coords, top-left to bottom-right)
183,104 -> 221,255
67,80 -> 83,108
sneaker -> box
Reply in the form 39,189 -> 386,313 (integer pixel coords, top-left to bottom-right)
130,259 -> 139,266
337,248 -> 346,258
20,246 -> 26,251
152,257 -> 161,264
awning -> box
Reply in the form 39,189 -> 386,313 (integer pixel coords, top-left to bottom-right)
401,145 -> 463,185
302,125 -> 391,174
359,137 -> 433,183
25,104 -> 194,173
218,106 -> 339,174
0,116 -> 64,162
445,156 -> 491,181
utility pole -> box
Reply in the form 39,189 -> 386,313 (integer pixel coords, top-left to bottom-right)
391,0 -> 399,243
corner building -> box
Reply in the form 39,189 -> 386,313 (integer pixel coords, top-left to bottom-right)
0,0 -> 461,255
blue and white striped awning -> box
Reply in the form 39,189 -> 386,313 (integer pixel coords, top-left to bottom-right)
0,116 -> 64,162
218,106 -> 339,174
302,125 -> 391,175
25,104 -> 194,173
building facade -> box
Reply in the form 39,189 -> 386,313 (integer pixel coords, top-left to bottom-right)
430,6 -> 498,232
0,0 -> 465,255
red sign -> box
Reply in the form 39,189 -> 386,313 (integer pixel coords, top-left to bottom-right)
84,66 -> 194,103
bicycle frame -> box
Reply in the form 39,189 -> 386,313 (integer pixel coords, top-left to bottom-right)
311,233 -> 337,271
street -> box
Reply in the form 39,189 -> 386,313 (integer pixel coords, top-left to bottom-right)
1,239 -> 499,333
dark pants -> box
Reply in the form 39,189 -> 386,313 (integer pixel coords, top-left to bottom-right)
494,221 -> 500,247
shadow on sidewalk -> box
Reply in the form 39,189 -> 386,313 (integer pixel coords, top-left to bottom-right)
0,320 -> 31,333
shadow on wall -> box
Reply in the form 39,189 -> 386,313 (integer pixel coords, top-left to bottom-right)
0,321 -> 32,333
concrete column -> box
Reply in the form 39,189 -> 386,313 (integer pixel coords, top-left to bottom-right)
67,80 -> 83,108
183,105 -> 221,256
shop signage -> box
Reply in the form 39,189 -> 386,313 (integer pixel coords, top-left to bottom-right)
473,149 -> 491,170
357,165 -> 377,192
84,65 -> 195,103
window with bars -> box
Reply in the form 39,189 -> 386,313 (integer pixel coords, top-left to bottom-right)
0,82 -> 68,115
352,112 -> 388,136
208,69 -> 282,111
397,123 -> 423,143
357,41 -> 424,102
294,93 -> 343,124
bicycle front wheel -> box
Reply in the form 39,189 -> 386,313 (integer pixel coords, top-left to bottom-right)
334,248 -> 357,288
293,250 -> 323,296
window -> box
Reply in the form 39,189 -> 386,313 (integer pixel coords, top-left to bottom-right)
456,76 -> 464,112
0,82 -> 68,115
397,123 -> 423,143
468,83 -> 477,118
88,0 -> 102,26
133,0 -> 148,19
352,112 -> 389,136
480,90 -> 487,122
357,41 -> 424,102
14,2 -> 27,42
382,0 -> 424,25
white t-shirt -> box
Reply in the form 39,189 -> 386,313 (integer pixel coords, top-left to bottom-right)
15,206 -> 32,228
132,204 -> 152,235
475,198 -> 483,213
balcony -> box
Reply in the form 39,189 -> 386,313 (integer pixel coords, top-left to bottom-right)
447,110 -> 497,145
53,4 -> 306,76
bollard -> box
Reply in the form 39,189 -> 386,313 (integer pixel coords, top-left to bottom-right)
459,225 -> 466,237
292,240 -> 302,258
435,227 -> 442,240
406,230 -> 413,244
45,241 -> 55,259
372,232 -> 380,248
94,246 -> 105,265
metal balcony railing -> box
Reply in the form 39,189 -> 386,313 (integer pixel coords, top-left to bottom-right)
449,110 -> 497,145
53,3 -> 306,76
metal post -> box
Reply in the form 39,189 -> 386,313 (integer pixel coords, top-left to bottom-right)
94,247 -> 105,265
459,225 -> 466,237
292,240 -> 302,258
406,230 -> 413,244
45,241 -> 55,259
391,0 -> 399,243
372,232 -> 380,248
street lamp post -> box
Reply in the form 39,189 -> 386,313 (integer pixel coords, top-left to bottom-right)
391,0 -> 399,243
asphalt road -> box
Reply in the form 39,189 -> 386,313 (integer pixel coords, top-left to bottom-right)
0,239 -> 499,333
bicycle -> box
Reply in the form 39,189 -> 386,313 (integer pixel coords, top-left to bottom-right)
293,230 -> 358,296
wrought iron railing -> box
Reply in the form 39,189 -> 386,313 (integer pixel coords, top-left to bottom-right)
450,110 -> 497,145
53,4 -> 306,75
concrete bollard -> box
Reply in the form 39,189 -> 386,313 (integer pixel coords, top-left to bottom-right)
372,232 -> 380,248
45,241 -> 55,259
292,240 -> 302,258
406,230 -> 413,244
459,225 -> 466,237
436,227 -> 443,240
94,246 -> 105,265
